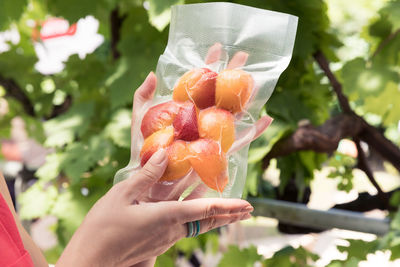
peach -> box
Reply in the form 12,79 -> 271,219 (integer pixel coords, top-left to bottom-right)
188,139 -> 228,192
198,107 -> 235,152
140,127 -> 174,166
173,68 -> 217,109
215,69 -> 253,113
140,101 -> 181,139
160,140 -> 192,181
173,101 -> 199,141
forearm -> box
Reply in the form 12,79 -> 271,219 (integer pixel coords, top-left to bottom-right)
19,226 -> 49,267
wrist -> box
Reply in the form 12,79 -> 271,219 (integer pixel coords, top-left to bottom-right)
56,221 -> 105,267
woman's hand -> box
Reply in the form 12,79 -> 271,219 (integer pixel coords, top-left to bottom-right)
57,148 -> 253,267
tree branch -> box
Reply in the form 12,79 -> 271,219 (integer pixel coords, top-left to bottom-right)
110,8 -> 125,60
359,120 -> 400,173
313,51 -> 352,114
1,74 -> 74,120
262,114 -> 363,168
332,188 -> 399,212
45,95 -> 73,120
0,74 -> 35,116
354,137 -> 385,198
264,50 -> 400,172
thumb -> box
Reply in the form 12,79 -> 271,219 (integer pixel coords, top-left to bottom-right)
124,149 -> 168,201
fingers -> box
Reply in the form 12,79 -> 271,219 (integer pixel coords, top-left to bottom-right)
251,115 -> 274,141
228,115 -> 273,155
227,51 -> 249,69
205,42 -> 222,64
198,212 -> 251,234
133,72 -> 157,108
177,212 -> 251,238
131,72 -> 157,132
121,149 -> 168,202
163,198 -> 253,224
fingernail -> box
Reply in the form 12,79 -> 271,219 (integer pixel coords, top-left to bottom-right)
262,115 -> 274,123
241,205 -> 254,213
146,71 -> 154,80
241,213 -> 252,220
150,149 -> 167,165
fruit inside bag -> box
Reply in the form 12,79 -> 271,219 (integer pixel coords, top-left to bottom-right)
114,3 -> 298,201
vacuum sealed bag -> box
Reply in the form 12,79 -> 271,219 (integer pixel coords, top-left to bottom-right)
114,2 -> 298,200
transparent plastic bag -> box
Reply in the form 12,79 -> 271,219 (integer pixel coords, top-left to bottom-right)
114,2 -> 298,200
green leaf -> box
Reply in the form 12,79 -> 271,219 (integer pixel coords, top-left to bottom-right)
0,0 -> 27,30
45,0 -> 115,23
264,246 -> 319,267
391,211 -> 400,231
380,0 -> 400,29
369,15 -> 392,39
341,58 -> 399,101
390,244 -> 400,260
51,186 -> 106,245
390,191 -> 400,207
218,245 -> 261,267
326,257 -> 360,267
364,82 -> 400,126
147,0 -> 183,31
104,109 -> 131,148
174,237 -> 200,258
60,136 -> 114,182
18,183 -> 58,219
248,124 -> 293,164
107,7 -> 166,108
35,153 -> 63,181
298,151 -> 327,173
337,239 -> 378,260
154,254 -> 175,267
44,102 -> 95,147
244,162 -> 262,198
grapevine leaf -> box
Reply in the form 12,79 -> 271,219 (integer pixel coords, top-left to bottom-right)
51,186 -> 106,244
104,109 -> 131,148
337,239 -> 378,260
218,245 -> 261,267
364,82 -> 400,126
154,254 -> 175,267
0,0 -> 27,30
18,183 -> 58,219
44,102 -> 95,147
147,0 -> 183,31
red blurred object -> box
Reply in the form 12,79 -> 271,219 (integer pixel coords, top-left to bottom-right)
0,141 -> 22,161
0,194 -> 34,266
39,18 -> 77,40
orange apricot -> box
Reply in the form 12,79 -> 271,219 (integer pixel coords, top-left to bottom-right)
172,68 -> 217,109
160,140 -> 192,181
198,107 -> 235,153
140,101 -> 181,139
215,69 -> 253,113
140,127 -> 174,166
188,138 -> 228,192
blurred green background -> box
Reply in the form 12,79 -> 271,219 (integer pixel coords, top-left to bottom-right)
1,0 -> 400,266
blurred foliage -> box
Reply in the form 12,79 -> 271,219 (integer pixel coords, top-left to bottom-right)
1,0 -> 400,265
327,152 -> 356,192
